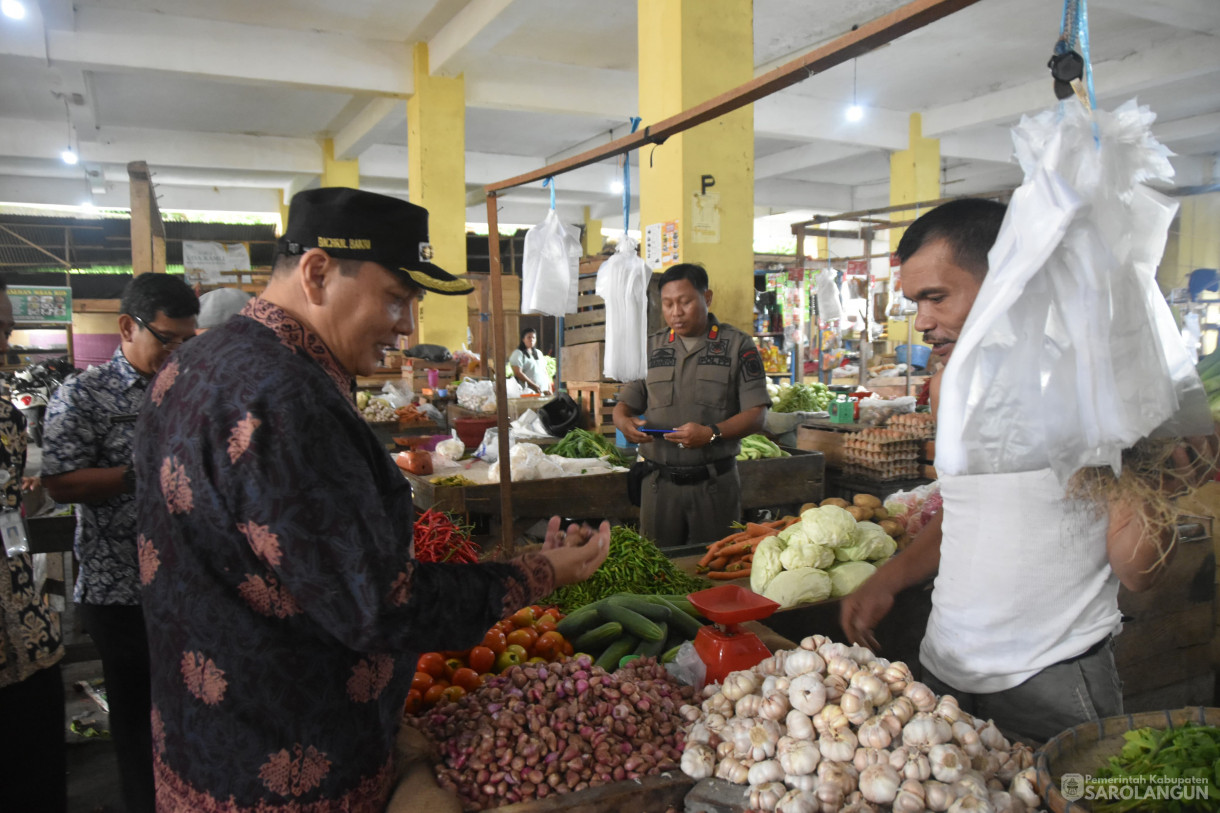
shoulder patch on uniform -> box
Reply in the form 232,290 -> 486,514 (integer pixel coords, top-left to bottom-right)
648,347 -> 677,368
740,346 -> 765,381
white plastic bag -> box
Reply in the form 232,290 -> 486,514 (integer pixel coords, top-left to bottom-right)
434,430 -> 465,462
816,268 -> 843,322
521,209 -> 581,316
595,237 -> 650,381
936,99 -> 1211,485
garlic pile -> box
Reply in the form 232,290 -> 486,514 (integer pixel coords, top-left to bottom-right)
677,636 -> 1045,813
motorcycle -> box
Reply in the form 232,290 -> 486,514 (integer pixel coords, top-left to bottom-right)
6,355 -> 78,446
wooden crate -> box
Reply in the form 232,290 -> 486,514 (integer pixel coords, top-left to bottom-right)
565,380 -> 620,438
402,359 -> 457,392
563,272 -> 606,346
559,340 -> 607,382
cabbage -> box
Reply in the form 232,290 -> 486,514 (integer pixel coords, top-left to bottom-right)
829,561 -> 877,597
762,567 -> 832,608
776,523 -> 806,547
750,536 -> 785,594
834,521 -> 898,562
780,540 -> 835,571
801,505 -> 857,548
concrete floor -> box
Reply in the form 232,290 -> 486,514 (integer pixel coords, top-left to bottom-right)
63,660 -> 123,813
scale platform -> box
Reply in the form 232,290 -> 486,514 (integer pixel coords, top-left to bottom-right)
687,584 -> 780,688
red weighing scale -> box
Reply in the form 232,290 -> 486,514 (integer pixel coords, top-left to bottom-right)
687,584 -> 781,688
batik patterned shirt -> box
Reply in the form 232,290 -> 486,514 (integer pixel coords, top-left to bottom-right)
41,345 -> 146,605
135,298 -> 554,812
0,402 -> 64,688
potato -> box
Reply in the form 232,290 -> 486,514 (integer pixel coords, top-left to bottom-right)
799,502 -> 819,515
847,505 -> 872,522
820,497 -> 850,509
852,493 -> 882,510
871,507 -> 890,522
879,518 -> 904,538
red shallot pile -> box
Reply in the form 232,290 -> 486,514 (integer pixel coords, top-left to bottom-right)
409,654 -> 696,810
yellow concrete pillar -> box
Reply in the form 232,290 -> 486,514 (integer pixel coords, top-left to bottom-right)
582,206 -> 603,256
320,138 -> 359,189
638,0 -> 754,333
888,113 -> 940,252
408,42 -> 468,351
277,191 -> 290,238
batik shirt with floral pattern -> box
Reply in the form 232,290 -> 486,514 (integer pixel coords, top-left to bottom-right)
135,298 -> 555,813
0,403 -> 64,689
41,345 -> 147,605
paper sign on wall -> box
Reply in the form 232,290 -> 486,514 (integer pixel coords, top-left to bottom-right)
691,192 -> 720,243
9,286 -> 71,323
643,220 -> 680,270
182,241 -> 251,285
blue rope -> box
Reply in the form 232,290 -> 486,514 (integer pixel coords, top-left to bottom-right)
543,176 -> 555,210
1077,0 -> 1097,111
623,117 -> 641,236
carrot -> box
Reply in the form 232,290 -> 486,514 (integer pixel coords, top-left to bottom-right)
725,560 -> 750,572
780,516 -> 802,529
699,531 -> 751,566
708,568 -> 751,580
708,556 -> 729,571
717,539 -> 755,558
697,548 -> 720,568
744,522 -> 775,537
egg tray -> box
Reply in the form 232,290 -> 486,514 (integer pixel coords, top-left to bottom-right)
845,449 -> 920,465
843,437 -> 921,454
844,454 -> 921,470
844,463 -> 922,482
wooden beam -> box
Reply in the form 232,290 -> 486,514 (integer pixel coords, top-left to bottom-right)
486,192 -> 514,557
791,188 -> 1014,230
484,0 -> 984,195
128,161 -> 155,275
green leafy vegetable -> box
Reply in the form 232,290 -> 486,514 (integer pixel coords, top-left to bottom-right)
549,428 -> 632,467
1091,723 -> 1220,813
773,382 -> 832,413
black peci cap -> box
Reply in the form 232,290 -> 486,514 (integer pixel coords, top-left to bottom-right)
279,187 -> 474,295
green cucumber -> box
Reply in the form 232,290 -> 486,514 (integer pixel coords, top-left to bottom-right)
598,603 -> 665,642
573,621 -> 623,652
608,594 -> 672,622
595,635 -> 639,672
657,595 -> 701,617
556,600 -> 608,639
661,644 -> 684,664
634,622 -> 668,659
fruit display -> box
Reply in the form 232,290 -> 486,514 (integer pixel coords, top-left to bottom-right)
555,593 -> 707,673
406,604 -> 574,714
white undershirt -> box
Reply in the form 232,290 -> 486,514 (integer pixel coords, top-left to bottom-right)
920,468 -> 1121,693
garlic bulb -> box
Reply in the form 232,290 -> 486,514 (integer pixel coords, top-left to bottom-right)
760,689 -> 791,721
859,763 -> 902,804
775,788 -> 819,813
952,720 -> 984,756
988,790 -> 1020,813
881,661 -> 915,693
801,633 -> 830,651
749,758 -> 786,786
889,745 -> 932,782
813,703 -> 849,736
935,694 -> 968,724
823,672 -> 848,701
784,648 -> 825,677
976,720 -> 1009,751
702,691 -> 733,716
747,718 -> 784,762
735,693 -> 764,719
785,709 -> 814,740
892,778 -> 927,813
818,726 -> 858,763
716,740 -> 735,760
877,712 -> 904,739
701,682 -> 721,699
840,794 -> 881,813
749,781 -> 788,812
679,703 -> 702,722
902,712 -> 953,750
1008,767 -> 1040,809
722,669 -> 761,701
786,772 -> 819,792
715,755 -> 749,784
853,746 -> 890,773
818,641 -> 852,661
857,715 -> 894,749
902,681 -> 938,712
847,644 -> 877,663
687,721 -> 717,746
970,750 -> 1001,778
680,742 -> 716,779
827,655 -> 861,681
788,674 -> 828,716
924,779 -> 959,812
930,743 -> 969,783
840,687 -> 875,726
850,672 -> 892,706
816,761 -> 858,809
703,711 -> 728,733
947,794 -> 996,813
953,771 -> 991,801
757,654 -> 786,677
778,736 -> 820,776
880,695 -> 917,725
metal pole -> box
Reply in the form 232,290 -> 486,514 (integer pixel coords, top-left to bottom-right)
485,193 -> 515,557
859,229 -> 873,389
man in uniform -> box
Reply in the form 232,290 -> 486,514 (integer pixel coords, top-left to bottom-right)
614,263 -> 770,548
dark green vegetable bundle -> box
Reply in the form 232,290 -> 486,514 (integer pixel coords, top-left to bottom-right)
549,428 -> 632,468
773,382 -> 832,413
542,525 -> 708,612
556,593 -> 706,671
1092,723 -> 1220,812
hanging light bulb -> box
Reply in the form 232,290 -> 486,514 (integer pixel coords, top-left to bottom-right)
845,58 -> 864,123
61,149 -> 78,165
610,180 -> 624,195
1,0 -> 26,20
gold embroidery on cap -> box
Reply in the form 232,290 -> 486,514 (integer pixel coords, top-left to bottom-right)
402,267 -> 474,294
317,237 -> 371,250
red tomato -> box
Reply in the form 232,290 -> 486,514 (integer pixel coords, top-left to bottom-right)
533,630 -> 565,660
441,685 -> 466,703
534,620 -> 558,635
411,671 -> 433,693
561,639 -> 574,657
481,629 -> 507,655
423,682 -> 448,706
506,627 -> 539,651
536,613 -> 558,628
443,657 -> 465,680
509,607 -> 536,628
404,689 -> 422,715
416,652 -> 446,679
468,646 -> 496,675
451,667 -> 482,692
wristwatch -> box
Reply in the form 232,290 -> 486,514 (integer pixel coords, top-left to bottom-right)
707,424 -> 723,442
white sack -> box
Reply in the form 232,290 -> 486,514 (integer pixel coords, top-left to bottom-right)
595,237 -> 650,381
521,209 -> 581,316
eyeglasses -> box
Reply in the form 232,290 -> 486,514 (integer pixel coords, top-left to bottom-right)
133,315 -> 191,349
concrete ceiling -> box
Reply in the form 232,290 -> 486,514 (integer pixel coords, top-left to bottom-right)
0,0 -> 1217,230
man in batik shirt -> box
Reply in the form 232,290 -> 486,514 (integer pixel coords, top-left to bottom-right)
42,273 -> 198,813
0,277 -> 67,812
134,187 -> 609,812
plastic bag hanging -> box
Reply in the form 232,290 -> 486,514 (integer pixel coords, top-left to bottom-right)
595,237 -> 649,381
521,208 -> 581,317
816,268 -> 843,322
935,99 -> 1211,486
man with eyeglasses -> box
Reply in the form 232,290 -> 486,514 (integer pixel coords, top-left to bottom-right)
41,272 -> 197,813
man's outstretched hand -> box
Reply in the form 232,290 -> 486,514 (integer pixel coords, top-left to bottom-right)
540,517 -> 611,586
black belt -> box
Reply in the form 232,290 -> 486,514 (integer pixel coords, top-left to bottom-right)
657,457 -> 735,486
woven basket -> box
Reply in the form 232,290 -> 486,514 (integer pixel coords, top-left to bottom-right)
1035,706 -> 1219,812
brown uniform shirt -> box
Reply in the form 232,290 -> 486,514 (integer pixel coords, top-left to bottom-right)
618,314 -> 771,465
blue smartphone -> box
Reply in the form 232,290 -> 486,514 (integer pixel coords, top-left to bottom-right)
637,428 -> 675,434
